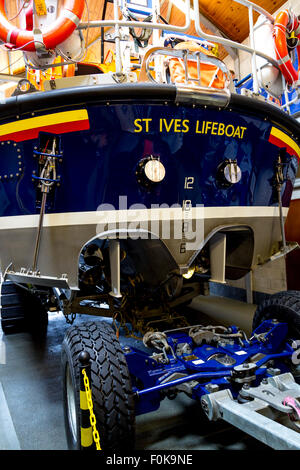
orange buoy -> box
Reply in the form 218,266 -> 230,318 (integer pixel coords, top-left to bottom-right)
0,0 -> 85,51
273,9 -> 300,86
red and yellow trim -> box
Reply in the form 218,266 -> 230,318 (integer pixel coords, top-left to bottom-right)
0,109 -> 89,142
268,126 -> 300,160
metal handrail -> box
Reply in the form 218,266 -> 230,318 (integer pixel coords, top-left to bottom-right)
78,0 -> 191,74
138,46 -> 231,84
78,0 -> 281,92
78,0 -> 192,36
282,95 -> 299,110
193,0 -> 280,78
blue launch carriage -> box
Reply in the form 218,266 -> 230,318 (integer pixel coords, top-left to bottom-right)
0,0 -> 300,451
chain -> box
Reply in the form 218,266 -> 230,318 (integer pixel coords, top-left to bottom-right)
64,312 -> 76,325
81,368 -> 101,450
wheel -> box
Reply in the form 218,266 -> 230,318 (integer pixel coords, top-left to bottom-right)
0,281 -> 48,337
23,290 -> 48,339
252,290 -> 300,338
61,321 -> 135,451
269,290 -> 300,300
253,291 -> 300,384
0,281 -> 25,334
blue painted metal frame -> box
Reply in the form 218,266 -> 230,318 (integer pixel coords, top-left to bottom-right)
123,320 -> 294,415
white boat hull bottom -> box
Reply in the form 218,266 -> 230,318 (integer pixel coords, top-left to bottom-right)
0,206 -> 288,289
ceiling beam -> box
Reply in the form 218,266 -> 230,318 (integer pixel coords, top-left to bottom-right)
198,9 -> 238,59
162,0 -> 238,59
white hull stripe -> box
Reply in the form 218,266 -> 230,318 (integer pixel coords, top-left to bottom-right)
0,206 -> 288,231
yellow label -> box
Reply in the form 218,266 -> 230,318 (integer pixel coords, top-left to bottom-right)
211,45 -> 219,57
34,0 -> 47,16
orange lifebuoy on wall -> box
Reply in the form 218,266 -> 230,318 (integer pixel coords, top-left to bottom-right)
273,9 -> 300,86
0,0 -> 85,52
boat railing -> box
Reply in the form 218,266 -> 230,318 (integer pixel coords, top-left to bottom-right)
137,46 -> 231,85
8,0 -> 297,114
77,0 -> 280,96
193,0 -> 280,96
281,90 -> 300,114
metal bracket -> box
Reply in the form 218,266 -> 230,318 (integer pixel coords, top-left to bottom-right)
209,232 -> 226,284
11,79 -> 37,95
112,72 -> 127,83
263,241 -> 299,264
105,31 -> 130,42
5,269 -> 70,288
109,239 -> 122,298
201,373 -> 300,450
240,377 -> 300,413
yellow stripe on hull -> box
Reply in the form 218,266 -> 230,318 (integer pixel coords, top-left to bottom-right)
0,109 -> 89,137
270,126 -> 300,158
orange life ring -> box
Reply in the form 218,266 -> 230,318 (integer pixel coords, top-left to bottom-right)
273,9 -> 300,86
0,0 -> 85,52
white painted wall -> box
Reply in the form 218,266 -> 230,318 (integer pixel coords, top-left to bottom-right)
226,257 -> 287,296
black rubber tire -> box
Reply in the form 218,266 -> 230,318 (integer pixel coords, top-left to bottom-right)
252,291 -> 300,339
61,321 -> 135,451
0,281 -> 25,334
0,281 -> 48,337
23,290 -> 48,339
269,290 -> 300,300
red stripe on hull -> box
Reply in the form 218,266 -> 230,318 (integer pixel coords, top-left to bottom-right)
0,119 -> 90,142
269,134 -> 299,160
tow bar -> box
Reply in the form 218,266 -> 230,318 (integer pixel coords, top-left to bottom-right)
201,373 -> 300,450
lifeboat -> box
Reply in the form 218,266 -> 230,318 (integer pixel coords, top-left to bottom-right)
0,0 -> 300,454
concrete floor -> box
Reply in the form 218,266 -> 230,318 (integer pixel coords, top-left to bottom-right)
0,296 -> 269,451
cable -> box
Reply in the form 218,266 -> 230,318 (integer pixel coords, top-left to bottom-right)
0,38 -> 48,52
55,0 -> 90,65
8,0 -> 29,21
0,54 -> 22,73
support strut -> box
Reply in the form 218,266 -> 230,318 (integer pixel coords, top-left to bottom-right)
201,373 -> 300,450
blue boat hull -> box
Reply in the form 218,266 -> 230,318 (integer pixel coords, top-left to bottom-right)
0,84 -> 299,289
